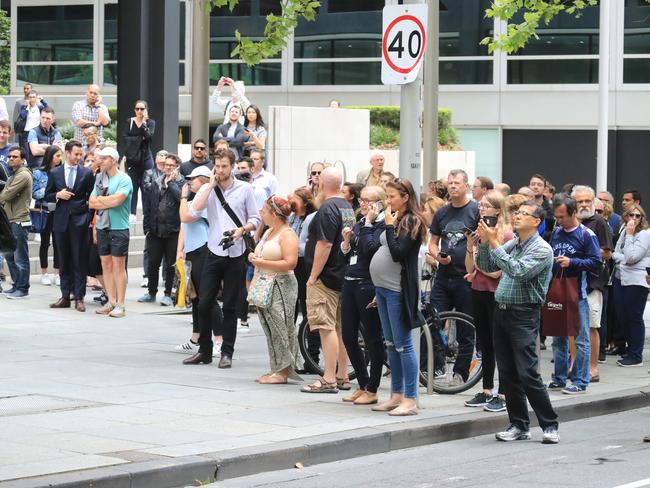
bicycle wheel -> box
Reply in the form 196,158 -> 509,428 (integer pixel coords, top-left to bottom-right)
419,311 -> 483,394
298,320 -> 359,380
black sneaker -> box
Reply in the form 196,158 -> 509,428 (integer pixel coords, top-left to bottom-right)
484,396 -> 507,412
547,381 -> 566,391
598,351 -> 607,364
464,392 -> 492,407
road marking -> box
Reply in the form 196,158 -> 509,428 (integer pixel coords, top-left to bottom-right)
612,479 -> 650,488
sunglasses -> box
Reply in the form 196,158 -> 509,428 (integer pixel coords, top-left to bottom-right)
311,171 -> 321,176
629,213 -> 643,219
595,209 -> 603,214
194,146 -> 207,151
135,107 -> 146,111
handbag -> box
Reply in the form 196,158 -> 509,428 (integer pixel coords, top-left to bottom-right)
541,270 -> 580,337
248,269 -> 275,308
29,208 -> 49,234
213,185 -> 255,258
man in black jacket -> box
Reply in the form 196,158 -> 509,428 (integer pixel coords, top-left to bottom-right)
180,140 -> 212,178
138,153 -> 183,306
212,106 -> 247,160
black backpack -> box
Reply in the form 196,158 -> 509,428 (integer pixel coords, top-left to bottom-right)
0,206 -> 16,254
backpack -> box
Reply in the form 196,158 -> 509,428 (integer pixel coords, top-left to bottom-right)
0,206 -> 16,253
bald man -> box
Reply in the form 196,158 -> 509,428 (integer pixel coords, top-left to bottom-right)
518,186 -> 536,199
302,167 -> 357,393
71,84 -> 111,143
356,153 -> 385,187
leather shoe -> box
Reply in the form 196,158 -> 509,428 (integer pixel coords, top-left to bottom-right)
50,298 -> 71,308
182,352 -> 212,365
218,355 -> 232,369
75,300 -> 86,312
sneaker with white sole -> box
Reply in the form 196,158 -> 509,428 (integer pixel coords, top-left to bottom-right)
542,427 -> 560,444
562,385 -> 586,395
40,274 -> 52,286
484,396 -> 507,412
5,290 -> 28,300
96,303 -> 115,315
175,340 -> 199,354
160,295 -> 173,307
109,305 -> 126,318
495,425 -> 531,442
464,392 -> 492,407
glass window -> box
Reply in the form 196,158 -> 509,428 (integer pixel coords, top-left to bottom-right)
180,1 -> 186,60
624,0 -> 650,54
104,64 -> 117,86
17,5 -> 94,62
180,62 -> 186,86
624,58 -> 650,83
17,64 -> 93,85
328,0 -> 383,13
440,61 -> 493,85
439,0 -> 493,57
294,62 -> 381,85
295,36 -> 381,58
104,4 -> 117,61
210,63 -> 281,85
508,59 -> 598,84
260,0 -> 282,16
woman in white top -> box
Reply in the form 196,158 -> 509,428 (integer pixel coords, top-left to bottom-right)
17,90 -> 48,151
242,105 -> 267,156
249,196 -> 303,384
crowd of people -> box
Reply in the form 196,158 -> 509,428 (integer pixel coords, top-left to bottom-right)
2,82 -> 650,445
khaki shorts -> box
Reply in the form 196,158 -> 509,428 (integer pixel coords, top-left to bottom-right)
306,279 -> 342,332
587,289 -> 603,329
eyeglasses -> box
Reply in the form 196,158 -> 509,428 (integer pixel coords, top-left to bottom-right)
164,163 -> 177,168
629,213 -> 643,219
513,210 -> 534,217
359,198 -> 378,204
135,107 -> 146,111
595,209 -> 604,214
194,146 -> 207,151
311,171 -> 321,176
478,203 -> 494,209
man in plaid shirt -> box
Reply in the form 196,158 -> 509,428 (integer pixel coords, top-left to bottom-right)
71,85 -> 110,144
476,200 -> 559,445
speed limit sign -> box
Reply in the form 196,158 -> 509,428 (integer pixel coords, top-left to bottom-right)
381,4 -> 428,85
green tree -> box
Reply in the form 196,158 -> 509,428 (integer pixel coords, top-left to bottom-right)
207,0 -> 320,66
0,8 -> 10,95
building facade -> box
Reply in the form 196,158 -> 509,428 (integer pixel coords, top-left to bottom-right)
7,0 -> 650,198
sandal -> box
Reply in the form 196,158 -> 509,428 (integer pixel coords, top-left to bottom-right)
259,373 -> 288,385
255,371 -> 274,383
301,377 -> 339,394
336,377 -> 352,391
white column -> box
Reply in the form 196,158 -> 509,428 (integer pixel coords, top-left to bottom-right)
597,0 -> 611,192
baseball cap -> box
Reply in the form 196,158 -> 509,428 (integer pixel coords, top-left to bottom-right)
96,146 -> 120,161
187,166 -> 212,179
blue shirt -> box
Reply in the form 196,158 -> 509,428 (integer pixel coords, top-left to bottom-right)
184,205 -> 208,253
0,144 -> 13,174
91,171 -> 133,230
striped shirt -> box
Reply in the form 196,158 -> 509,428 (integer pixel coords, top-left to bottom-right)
71,100 -> 110,143
476,232 -> 553,305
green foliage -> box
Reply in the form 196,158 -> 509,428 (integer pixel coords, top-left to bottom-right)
349,106 -> 459,149
58,120 -> 117,144
0,9 -> 10,95
207,0 -> 320,66
108,105 -> 118,123
481,0 -> 600,53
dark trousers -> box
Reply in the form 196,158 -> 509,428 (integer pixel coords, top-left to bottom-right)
598,285 -> 610,354
430,275 -> 474,379
341,279 -> 385,393
5,223 -> 30,293
472,289 -> 502,393
612,278 -> 649,363
127,158 -> 153,215
198,252 -> 246,358
186,244 -> 221,335
147,233 -> 178,297
493,305 -> 558,431
54,224 -> 89,300
39,211 -> 59,270
608,280 -> 627,348
294,257 -> 308,325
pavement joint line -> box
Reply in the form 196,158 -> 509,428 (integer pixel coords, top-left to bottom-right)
2,387 -> 649,488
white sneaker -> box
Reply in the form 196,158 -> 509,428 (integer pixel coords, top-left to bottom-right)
175,340 -> 199,354
213,342 -> 222,358
54,275 -> 61,286
109,305 -> 126,318
129,214 -> 137,225
40,274 -> 52,286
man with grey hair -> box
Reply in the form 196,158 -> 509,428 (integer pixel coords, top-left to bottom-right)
572,185 -> 613,379
302,167 -> 356,393
356,153 -> 385,187
597,190 -> 621,235
428,169 -> 479,385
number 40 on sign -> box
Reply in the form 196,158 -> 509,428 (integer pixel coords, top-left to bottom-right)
381,4 -> 428,85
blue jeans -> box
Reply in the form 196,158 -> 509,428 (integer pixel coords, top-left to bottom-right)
4,223 -> 30,293
375,287 -> 418,398
552,298 -> 590,389
612,278 -> 649,363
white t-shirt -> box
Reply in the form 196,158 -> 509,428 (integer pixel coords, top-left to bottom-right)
24,105 -> 41,132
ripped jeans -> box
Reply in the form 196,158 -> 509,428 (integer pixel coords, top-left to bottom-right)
375,286 -> 419,398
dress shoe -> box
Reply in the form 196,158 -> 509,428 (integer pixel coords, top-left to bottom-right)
218,355 -> 232,369
354,391 -> 378,405
50,298 -> 71,308
183,352 -> 212,365
75,300 -> 86,312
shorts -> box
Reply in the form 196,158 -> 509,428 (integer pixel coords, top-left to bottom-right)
97,229 -> 130,257
587,289 -> 602,328
306,279 -> 342,332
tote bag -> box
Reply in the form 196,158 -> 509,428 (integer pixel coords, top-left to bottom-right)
541,271 -> 580,337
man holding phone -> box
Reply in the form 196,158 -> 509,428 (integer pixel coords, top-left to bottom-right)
428,169 -> 479,385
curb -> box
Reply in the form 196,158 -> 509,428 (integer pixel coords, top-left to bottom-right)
2,387 -> 649,488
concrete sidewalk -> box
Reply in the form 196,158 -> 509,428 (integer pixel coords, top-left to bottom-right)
1,271 -> 649,487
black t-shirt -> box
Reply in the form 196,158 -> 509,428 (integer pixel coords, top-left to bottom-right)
180,159 -> 214,178
429,200 -> 479,278
582,213 -> 614,292
305,197 -> 356,291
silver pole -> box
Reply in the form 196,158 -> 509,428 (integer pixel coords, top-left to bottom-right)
422,0 -> 439,189
596,0 -> 610,192
191,0 -> 210,142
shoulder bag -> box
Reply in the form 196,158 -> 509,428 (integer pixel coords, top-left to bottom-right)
213,185 -> 255,258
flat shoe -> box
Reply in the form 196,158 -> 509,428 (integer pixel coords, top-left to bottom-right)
353,392 -> 378,405
259,374 -> 288,385
388,405 -> 418,416
342,388 -> 365,402
590,375 -> 600,383
372,401 -> 400,412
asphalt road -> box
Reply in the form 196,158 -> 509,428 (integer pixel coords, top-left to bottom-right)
206,407 -> 650,488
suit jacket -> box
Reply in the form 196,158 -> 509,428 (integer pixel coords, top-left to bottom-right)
45,164 -> 95,233
212,121 -> 248,160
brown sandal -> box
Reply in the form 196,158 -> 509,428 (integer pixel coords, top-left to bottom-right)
259,373 -> 288,385
301,377 -> 339,394
336,377 -> 352,391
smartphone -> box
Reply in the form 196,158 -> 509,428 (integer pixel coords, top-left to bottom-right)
439,252 -> 449,259
461,226 -> 475,234
483,215 -> 498,228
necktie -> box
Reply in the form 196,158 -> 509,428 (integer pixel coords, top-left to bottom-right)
67,166 -> 76,189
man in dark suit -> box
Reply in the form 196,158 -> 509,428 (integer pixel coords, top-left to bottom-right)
212,105 -> 247,160
45,140 -> 94,311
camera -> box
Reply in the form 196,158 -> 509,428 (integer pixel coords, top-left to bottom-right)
219,230 -> 235,250
235,171 -> 251,183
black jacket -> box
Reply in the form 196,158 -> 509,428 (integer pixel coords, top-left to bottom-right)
385,223 -> 425,329
345,218 -> 385,280
143,173 -> 181,237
